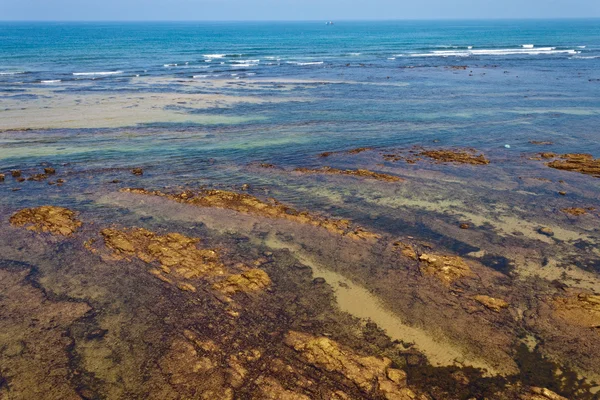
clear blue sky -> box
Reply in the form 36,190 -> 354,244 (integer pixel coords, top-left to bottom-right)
1,0 -> 599,21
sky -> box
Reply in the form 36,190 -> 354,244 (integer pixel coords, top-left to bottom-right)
1,0 -> 599,21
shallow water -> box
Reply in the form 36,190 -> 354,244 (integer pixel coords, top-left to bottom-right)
1,20 -> 600,399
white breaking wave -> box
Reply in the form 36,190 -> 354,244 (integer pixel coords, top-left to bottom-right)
73,71 -> 123,76
522,44 -> 535,49
402,47 -> 578,57
387,57 -> 396,60
164,63 -> 178,67
287,61 -> 324,66
231,59 -> 260,63
204,54 -> 225,58
41,79 -> 61,83
193,74 -> 209,78
571,55 -> 600,59
348,52 -> 361,56
578,46 -> 586,49
0,71 -> 25,75
468,46 -> 473,49
229,63 -> 255,67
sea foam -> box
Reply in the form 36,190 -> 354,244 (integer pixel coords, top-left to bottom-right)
73,71 -> 123,76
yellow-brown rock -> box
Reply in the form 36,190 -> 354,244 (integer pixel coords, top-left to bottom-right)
10,206 -> 82,236
553,293 -> 600,328
473,295 -> 509,312
213,269 -> 272,295
284,331 -> 416,400
393,241 -> 418,260
254,377 -> 311,400
418,253 -> 474,286
121,188 -> 380,240
546,153 -> 600,178
101,228 -> 226,278
520,387 -> 568,400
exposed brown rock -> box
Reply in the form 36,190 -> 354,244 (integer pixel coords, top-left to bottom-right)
418,253 -> 474,286
121,188 -> 380,240
284,331 -> 416,400
101,228 -> 226,278
561,207 -> 594,216
347,147 -> 373,154
11,170 -> 21,178
10,206 -> 82,236
419,149 -> 490,165
538,227 -> 554,237
460,223 -> 470,229
294,166 -> 403,182
473,295 -> 509,312
132,168 -> 144,175
546,153 -> 600,178
0,173 -> 4,182
393,241 -> 418,260
553,293 -> 600,329
44,167 -> 56,174
212,269 -> 272,295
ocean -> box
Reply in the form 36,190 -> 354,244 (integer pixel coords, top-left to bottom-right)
1,20 -> 600,399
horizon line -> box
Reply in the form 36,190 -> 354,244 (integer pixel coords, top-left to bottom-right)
1,17 -> 600,23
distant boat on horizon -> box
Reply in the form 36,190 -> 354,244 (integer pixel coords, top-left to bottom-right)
326,21 -> 334,25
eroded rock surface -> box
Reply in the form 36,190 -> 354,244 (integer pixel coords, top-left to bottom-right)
553,293 -> 600,328
121,188 -> 380,240
418,253 -> 474,285
212,269 -> 272,295
473,295 -> 509,312
10,206 -> 82,236
284,331 -> 418,400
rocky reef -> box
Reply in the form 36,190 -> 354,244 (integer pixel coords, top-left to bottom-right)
293,166 -> 403,182
544,153 -> 600,178
383,148 -> 490,165
9,206 -> 82,236
120,188 -> 380,240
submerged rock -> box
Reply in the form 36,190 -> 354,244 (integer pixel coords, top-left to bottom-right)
44,167 -> 56,174
293,166 -> 403,182
11,170 -> 22,178
0,173 -> 4,182
10,206 -> 82,236
121,188 -> 380,240
284,331 -> 417,400
418,253 -> 474,286
132,168 -> 144,175
384,148 -> 490,165
545,153 -> 600,178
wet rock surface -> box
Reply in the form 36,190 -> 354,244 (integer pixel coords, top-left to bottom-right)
121,188 -> 381,240
293,166 -> 404,182
383,147 -> 490,165
545,153 -> 600,177
10,206 -> 82,236
418,253 -> 474,285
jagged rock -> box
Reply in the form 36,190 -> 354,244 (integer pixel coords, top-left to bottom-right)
418,253 -> 474,285
284,331 -> 417,400
101,228 -> 226,278
132,168 -> 144,175
538,227 -> 554,237
384,148 -> 489,165
0,173 -> 4,182
393,241 -> 418,260
10,206 -> 82,236
561,207 -> 594,216
11,170 -> 21,177
212,269 -> 272,295
44,167 -> 56,174
473,295 -> 509,312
